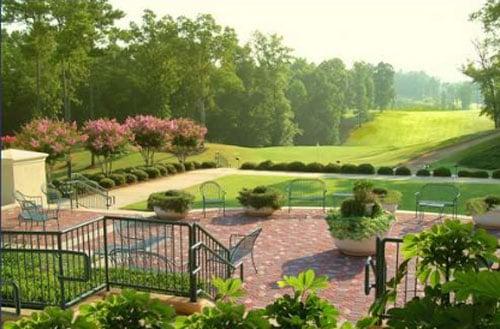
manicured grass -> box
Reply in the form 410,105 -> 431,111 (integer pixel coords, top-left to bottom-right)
122,174 -> 500,215
432,136 -> 500,171
54,110 -> 494,178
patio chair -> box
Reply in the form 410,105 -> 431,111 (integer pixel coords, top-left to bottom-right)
286,178 -> 327,212
41,183 -> 71,211
200,181 -> 226,217
415,183 -> 460,219
13,190 -> 60,230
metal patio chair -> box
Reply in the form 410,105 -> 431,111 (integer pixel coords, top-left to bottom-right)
200,181 -> 226,217
286,178 -> 327,211
415,183 -> 460,219
14,190 -> 60,230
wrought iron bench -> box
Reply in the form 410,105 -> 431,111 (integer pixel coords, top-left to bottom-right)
200,181 -> 226,217
286,178 -> 327,212
415,183 -> 460,219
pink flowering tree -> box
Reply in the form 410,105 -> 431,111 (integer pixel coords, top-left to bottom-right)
15,118 -> 86,179
83,119 -> 132,176
166,118 -> 207,164
1,135 -> 17,149
125,115 -> 174,166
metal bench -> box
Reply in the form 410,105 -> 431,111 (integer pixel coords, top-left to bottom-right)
200,181 -> 226,217
415,183 -> 460,219
286,178 -> 327,211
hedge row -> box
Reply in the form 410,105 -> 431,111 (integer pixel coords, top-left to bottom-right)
240,161 -> 500,179
52,161 -> 218,190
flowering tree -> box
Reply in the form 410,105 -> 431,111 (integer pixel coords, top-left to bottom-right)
15,118 -> 86,178
125,115 -> 175,166
166,118 -> 207,163
83,119 -> 132,176
1,135 -> 16,149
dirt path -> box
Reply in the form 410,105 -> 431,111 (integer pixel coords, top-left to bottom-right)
405,130 -> 500,170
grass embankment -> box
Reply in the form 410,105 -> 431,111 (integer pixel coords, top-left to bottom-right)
55,110 -> 494,178
123,174 -> 499,215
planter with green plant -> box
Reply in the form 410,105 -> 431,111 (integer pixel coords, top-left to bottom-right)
372,188 -> 403,214
326,180 -> 395,256
237,186 -> 283,216
147,190 -> 194,220
465,195 -> 500,228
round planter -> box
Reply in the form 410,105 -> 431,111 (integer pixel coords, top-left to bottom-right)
472,208 -> 500,229
244,207 -> 277,217
382,203 -> 398,214
334,236 -> 378,256
154,206 -> 188,220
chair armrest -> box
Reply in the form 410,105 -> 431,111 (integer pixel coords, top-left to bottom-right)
229,233 -> 245,248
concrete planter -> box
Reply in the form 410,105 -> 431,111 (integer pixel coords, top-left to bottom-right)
472,208 -> 500,229
334,236 -> 378,256
244,207 -> 277,217
154,206 -> 188,220
382,203 -> 398,214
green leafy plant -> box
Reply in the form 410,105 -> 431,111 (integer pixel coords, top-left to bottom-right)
147,190 -> 195,213
5,307 -> 93,329
376,190 -> 402,205
326,211 -> 394,240
466,195 -> 500,215
80,289 -> 175,329
237,186 -> 283,210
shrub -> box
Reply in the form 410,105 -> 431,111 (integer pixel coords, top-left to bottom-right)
382,190 -> 403,205
326,211 -> 395,240
5,307 -> 92,329
125,173 -> 138,184
287,161 -> 307,172
416,168 -> 431,176
459,170 -> 490,178
394,166 -> 411,176
305,162 -> 324,172
192,161 -> 202,169
256,160 -> 274,170
377,166 -> 394,175
201,161 -> 217,169
99,178 -> 115,189
240,162 -> 257,170
340,163 -> 358,174
147,190 -> 194,213
433,166 -> 452,177
357,163 -> 375,175
91,173 -> 106,182
154,165 -> 168,176
324,163 -> 341,173
131,169 -> 149,181
164,164 -> 177,174
80,289 -> 176,329
372,187 -> 388,197
493,170 -> 500,179
270,162 -> 288,171
237,186 -> 283,210
466,195 -> 500,215
172,162 -> 185,173
183,161 -> 196,171
108,173 -> 126,186
142,166 -> 161,179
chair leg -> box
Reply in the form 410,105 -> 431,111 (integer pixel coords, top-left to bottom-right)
251,252 -> 258,274
240,263 -> 244,281
203,203 -> 206,218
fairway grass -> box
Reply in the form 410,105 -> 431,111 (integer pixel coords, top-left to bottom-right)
122,174 -> 500,215
54,110 -> 494,178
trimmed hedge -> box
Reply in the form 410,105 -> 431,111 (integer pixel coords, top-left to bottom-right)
306,162 -> 324,173
287,161 -> 307,172
241,162 -> 257,170
271,162 -> 288,171
201,161 -> 217,169
142,167 -> 161,179
125,173 -> 138,184
172,163 -> 185,173
324,163 -> 341,173
357,163 -> 375,175
165,164 -> 177,174
131,169 -> 149,181
433,167 -> 452,177
394,166 -> 411,176
377,166 -> 394,175
458,170 -> 490,178
184,161 -> 196,171
99,178 -> 115,189
340,164 -> 358,174
108,173 -> 126,186
493,170 -> 500,179
416,168 -> 431,177
154,165 -> 168,176
257,160 -> 274,170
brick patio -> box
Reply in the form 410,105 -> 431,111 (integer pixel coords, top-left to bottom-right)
1,206 -> 499,321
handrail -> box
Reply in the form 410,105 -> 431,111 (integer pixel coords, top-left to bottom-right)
66,174 -> 115,209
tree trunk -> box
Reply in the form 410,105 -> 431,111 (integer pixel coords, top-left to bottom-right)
36,56 -> 41,115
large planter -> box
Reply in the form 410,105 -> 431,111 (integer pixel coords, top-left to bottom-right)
334,236 -> 378,256
154,206 -> 188,220
472,208 -> 500,228
244,206 -> 277,217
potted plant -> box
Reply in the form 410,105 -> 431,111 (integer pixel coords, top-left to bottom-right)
147,190 -> 194,220
372,187 -> 402,214
353,180 -> 376,214
326,181 -> 395,256
465,195 -> 500,228
237,186 -> 283,216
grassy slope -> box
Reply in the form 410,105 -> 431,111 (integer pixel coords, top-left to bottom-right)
123,174 -> 500,215
54,110 -> 494,178
432,136 -> 500,170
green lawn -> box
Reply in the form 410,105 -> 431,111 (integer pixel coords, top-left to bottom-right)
122,174 -> 500,215
432,136 -> 500,171
54,110 -> 494,179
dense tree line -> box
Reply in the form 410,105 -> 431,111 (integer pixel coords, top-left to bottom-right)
2,0 -> 397,146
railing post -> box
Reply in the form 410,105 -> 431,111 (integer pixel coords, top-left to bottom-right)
374,236 -> 386,299
189,224 -> 197,302
103,217 -> 110,291
57,233 -> 66,308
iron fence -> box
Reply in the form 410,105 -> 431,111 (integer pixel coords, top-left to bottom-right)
0,216 -> 231,310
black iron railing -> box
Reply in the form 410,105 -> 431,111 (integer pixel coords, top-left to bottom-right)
0,216 -> 231,310
65,174 -> 115,209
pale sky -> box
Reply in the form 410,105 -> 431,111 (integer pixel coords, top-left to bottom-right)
109,0 -> 486,82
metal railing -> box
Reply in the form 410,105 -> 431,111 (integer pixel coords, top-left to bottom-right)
0,216 -> 231,310
65,174 -> 115,209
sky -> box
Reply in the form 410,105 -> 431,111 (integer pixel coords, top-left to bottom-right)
109,0 -> 486,82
